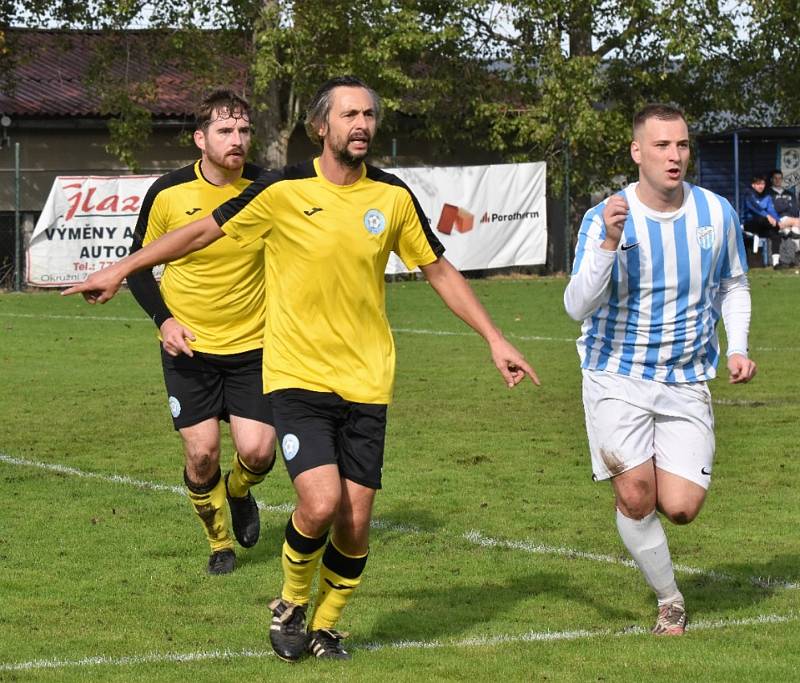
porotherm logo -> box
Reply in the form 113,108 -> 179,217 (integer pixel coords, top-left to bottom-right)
435,202 -> 539,235
480,209 -> 540,224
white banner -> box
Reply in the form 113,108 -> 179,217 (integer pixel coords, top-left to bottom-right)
386,162 -> 547,273
779,145 -> 800,193
29,162 -> 547,286
27,175 -> 159,287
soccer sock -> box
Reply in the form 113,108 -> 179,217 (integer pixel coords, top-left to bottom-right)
309,540 -> 368,631
772,252 -> 780,266
281,514 -> 328,606
616,509 -> 683,606
226,450 -> 273,499
184,467 -> 234,553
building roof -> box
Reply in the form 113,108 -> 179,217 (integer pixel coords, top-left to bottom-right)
697,126 -> 800,142
0,28 -> 248,118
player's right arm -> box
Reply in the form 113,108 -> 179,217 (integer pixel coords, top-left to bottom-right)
563,195 -> 625,322
126,180 -> 197,356
62,216 -> 224,304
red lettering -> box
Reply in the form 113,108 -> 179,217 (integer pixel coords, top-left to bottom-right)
96,194 -> 120,212
80,187 -> 97,213
121,195 -> 140,213
63,183 -> 82,221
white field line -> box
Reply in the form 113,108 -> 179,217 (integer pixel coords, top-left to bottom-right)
0,453 -> 293,514
2,453 -> 798,591
1,612 -> 796,672
1,311 -> 792,353
464,531 -> 799,590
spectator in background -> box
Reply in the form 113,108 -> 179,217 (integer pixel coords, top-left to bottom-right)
741,174 -> 782,267
767,169 -> 800,237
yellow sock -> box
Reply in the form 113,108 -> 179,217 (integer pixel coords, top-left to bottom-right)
309,540 -> 368,630
184,468 -> 233,553
281,514 -> 327,606
226,451 -> 273,499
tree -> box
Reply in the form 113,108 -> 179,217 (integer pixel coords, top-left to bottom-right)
10,0 -> 489,169
457,0 -> 743,201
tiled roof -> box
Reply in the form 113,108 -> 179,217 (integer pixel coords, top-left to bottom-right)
0,29 -> 248,117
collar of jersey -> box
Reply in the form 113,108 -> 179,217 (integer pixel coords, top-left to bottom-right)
313,157 -> 367,191
626,181 -> 690,222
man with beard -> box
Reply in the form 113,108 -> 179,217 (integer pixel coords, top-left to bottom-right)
127,89 -> 276,576
64,75 -> 539,661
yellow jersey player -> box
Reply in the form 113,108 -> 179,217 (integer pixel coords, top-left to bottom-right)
65,76 -> 539,661
126,90 -> 276,575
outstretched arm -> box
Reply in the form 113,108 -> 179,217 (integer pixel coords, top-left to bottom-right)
419,256 -> 539,388
62,216 -> 223,304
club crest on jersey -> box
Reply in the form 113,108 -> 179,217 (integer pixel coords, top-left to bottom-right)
282,434 -> 300,461
363,208 -> 386,235
168,396 -> 181,418
696,225 -> 714,250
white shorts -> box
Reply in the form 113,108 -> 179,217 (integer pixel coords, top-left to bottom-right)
582,370 -> 715,489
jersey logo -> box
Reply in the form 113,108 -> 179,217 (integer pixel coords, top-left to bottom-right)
621,242 -> 639,251
304,207 -> 323,216
701,466 -> 712,476
168,396 -> 181,418
364,208 -> 386,235
185,207 -> 202,216
282,433 -> 300,461
696,225 -> 714,250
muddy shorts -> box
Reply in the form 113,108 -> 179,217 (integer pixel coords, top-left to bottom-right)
581,369 -> 715,489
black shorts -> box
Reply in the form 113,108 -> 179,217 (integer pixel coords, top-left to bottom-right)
160,347 -> 273,430
270,388 -> 387,489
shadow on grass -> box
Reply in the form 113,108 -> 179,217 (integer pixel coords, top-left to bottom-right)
365,570 -> 639,643
682,552 -> 800,615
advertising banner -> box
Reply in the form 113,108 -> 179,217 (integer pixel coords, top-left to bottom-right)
27,175 -> 158,287
29,162 -> 547,285
386,162 -> 547,273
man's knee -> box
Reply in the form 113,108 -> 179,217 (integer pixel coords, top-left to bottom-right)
296,494 -> 340,533
658,501 -> 701,525
614,478 -> 656,520
184,443 -> 221,481
235,428 -> 277,471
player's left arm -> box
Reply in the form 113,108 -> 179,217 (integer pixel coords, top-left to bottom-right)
718,206 -> 756,384
419,256 -> 540,388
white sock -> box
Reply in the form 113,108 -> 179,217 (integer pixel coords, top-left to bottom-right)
616,509 -> 683,606
772,253 -> 780,266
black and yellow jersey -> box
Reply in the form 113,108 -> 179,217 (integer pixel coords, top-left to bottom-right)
128,160 -> 265,354
213,157 -> 444,404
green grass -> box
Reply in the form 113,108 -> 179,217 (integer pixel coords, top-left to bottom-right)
1,271 -> 799,682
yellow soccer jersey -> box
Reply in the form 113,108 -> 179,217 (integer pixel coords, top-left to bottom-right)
132,160 -> 265,354
213,158 -> 445,404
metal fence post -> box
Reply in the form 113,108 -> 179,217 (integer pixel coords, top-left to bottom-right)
14,141 -> 21,292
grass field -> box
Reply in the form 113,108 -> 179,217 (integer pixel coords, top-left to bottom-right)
1,271 -> 799,682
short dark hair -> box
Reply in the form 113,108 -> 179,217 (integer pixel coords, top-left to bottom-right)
304,76 -> 382,147
633,103 -> 687,135
769,169 -> 783,181
751,174 -> 767,184
195,89 -> 250,131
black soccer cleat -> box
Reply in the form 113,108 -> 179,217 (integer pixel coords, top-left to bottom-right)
207,548 -> 236,575
225,472 -> 260,548
307,628 -> 352,660
268,598 -> 308,663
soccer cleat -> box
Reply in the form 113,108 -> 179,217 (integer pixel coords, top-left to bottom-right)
268,598 -> 308,662
651,602 -> 687,635
207,548 -> 236,575
225,472 -> 260,548
307,628 -> 352,660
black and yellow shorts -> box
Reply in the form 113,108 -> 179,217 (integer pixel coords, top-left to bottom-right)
270,388 -> 387,489
160,347 -> 273,430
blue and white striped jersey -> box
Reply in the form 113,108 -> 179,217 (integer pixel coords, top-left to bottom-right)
567,182 -> 748,383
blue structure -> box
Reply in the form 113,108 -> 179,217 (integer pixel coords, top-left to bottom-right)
696,127 -> 800,214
